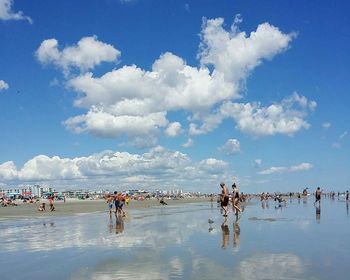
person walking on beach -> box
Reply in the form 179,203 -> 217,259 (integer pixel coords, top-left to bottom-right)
114,191 -> 120,216
314,187 -> 322,205
346,190 -> 349,201
232,183 -> 242,215
220,182 -> 229,217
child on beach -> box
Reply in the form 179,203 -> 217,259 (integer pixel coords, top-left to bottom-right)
38,202 -> 46,211
106,195 -> 114,217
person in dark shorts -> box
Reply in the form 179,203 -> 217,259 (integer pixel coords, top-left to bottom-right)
314,187 -> 322,205
220,182 -> 229,217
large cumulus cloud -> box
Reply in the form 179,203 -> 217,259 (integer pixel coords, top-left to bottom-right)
0,146 -> 230,190
35,16 -> 313,145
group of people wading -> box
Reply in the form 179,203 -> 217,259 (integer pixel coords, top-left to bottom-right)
220,182 -> 242,217
106,192 -> 128,218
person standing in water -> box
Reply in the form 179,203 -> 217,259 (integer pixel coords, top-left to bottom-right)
314,187 -> 322,205
106,194 -> 114,218
49,195 -> 55,211
232,183 -> 242,215
220,182 -> 229,217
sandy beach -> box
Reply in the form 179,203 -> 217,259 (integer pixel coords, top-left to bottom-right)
0,197 -> 212,219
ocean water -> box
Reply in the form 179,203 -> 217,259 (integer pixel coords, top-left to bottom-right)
0,197 -> 349,280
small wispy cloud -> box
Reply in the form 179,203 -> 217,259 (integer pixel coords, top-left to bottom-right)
322,122 -> 331,129
218,138 -> 241,155
0,0 -> 32,23
258,162 -> 313,175
254,159 -> 262,168
0,80 -> 9,91
182,138 -> 193,148
339,131 -> 348,140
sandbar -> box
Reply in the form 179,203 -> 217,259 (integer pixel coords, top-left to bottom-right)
0,197 -> 212,220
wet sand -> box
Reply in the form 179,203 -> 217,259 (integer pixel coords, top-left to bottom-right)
0,197 -> 211,219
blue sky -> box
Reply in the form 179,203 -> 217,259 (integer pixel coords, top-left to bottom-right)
0,0 -> 349,193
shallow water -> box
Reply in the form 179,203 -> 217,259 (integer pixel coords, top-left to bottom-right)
0,197 -> 349,280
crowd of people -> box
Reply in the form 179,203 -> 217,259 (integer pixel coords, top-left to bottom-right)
217,183 -> 349,249
0,197 -> 18,207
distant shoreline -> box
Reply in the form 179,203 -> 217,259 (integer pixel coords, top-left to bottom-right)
0,197 -> 213,220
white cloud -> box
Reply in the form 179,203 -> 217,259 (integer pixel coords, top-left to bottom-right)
254,159 -> 262,168
0,147 -> 229,190
198,15 -> 296,83
66,52 -> 233,140
36,36 -> 120,75
339,131 -> 348,140
258,162 -> 313,175
182,138 -> 193,148
64,107 -> 168,138
165,122 -> 182,137
36,16 -> 310,142
0,161 -> 18,180
0,0 -> 32,23
0,79 -> 9,90
322,122 -> 331,129
218,138 -> 241,155
220,92 -> 316,136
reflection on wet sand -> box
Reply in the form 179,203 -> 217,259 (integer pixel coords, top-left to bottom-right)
115,215 -> 125,234
233,215 -> 240,249
235,253 -> 305,280
315,205 -> 321,223
221,216 -> 229,249
1,199 -> 350,279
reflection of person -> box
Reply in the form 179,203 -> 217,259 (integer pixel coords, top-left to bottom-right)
108,216 -> 113,233
314,187 -> 321,205
232,183 -> 242,215
221,216 -> 229,249
315,204 -> 321,223
233,215 -> 240,248
115,215 -> 124,234
220,182 -> 229,217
